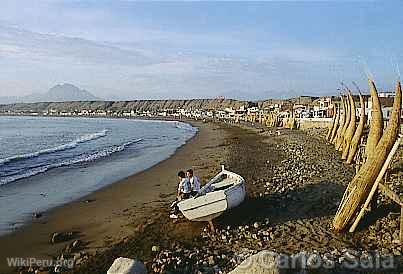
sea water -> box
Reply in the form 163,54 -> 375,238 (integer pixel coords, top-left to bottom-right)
0,116 -> 197,234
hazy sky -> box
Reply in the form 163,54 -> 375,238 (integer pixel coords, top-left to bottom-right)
0,1 -> 402,100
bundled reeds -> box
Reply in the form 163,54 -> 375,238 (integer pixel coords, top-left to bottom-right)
264,114 -> 269,127
346,93 -> 366,164
272,113 -> 278,127
333,80 -> 402,231
273,113 -> 279,127
259,113 -> 264,124
282,108 -> 296,129
330,105 -> 340,143
265,112 -> 278,128
342,92 -> 357,160
287,107 -> 296,129
334,96 -> 346,146
326,105 -> 338,141
335,96 -> 348,150
265,113 -> 270,127
364,79 -> 384,159
337,93 -> 351,152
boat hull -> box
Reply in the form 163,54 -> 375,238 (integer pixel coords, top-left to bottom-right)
178,169 -> 246,222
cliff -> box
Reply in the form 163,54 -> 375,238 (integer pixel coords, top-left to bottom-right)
0,96 -> 320,113
0,99 -> 252,113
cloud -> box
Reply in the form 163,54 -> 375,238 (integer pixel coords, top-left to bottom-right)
0,23 -> 352,100
0,1 -> 398,100
0,25 -> 153,65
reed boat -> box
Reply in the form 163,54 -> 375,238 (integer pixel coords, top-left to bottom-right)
178,166 -> 246,222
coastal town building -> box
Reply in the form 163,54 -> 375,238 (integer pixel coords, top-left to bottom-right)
2,94 -> 402,124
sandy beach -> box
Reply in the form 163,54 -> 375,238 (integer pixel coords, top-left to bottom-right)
2,120 -> 403,274
0,120 -> 228,273
2,2 -> 403,274
71,123 -> 403,274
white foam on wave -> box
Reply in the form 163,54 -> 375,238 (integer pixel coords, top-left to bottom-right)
170,121 -> 198,132
0,138 -> 143,186
0,129 -> 109,166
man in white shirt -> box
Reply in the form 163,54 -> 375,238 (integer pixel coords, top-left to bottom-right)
186,169 -> 201,196
177,170 -> 191,200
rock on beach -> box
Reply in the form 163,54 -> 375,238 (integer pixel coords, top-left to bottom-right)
107,257 -> 147,274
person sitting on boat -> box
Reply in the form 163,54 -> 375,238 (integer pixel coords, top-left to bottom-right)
170,171 -> 191,219
177,170 -> 191,200
186,169 -> 200,196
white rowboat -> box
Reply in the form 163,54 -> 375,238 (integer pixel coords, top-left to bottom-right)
178,166 -> 246,222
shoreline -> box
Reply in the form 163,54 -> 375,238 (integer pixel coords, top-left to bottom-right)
69,122 -> 403,274
2,119 -> 402,273
0,116 -> 197,236
0,119 -> 223,273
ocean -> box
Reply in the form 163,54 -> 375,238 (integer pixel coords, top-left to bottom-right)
0,116 -> 197,235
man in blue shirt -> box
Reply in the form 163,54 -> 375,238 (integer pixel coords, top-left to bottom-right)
187,169 -> 201,197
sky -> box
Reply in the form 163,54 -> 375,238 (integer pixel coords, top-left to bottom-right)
0,0 -> 402,100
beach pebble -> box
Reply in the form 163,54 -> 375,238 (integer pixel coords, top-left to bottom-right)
208,256 -> 215,265
24,124 -> 400,274
34,271 -> 49,274
152,245 -> 160,252
228,251 -> 286,274
51,232 -> 74,244
64,239 -> 81,253
107,257 -> 147,274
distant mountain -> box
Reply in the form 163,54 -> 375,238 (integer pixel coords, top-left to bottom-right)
0,84 -> 101,104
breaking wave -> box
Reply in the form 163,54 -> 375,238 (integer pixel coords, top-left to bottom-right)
0,138 -> 142,186
0,129 -> 108,166
170,121 -> 197,132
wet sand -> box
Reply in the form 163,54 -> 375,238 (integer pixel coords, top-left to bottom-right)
2,121 -> 403,273
71,123 -> 403,274
0,121 -> 228,273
